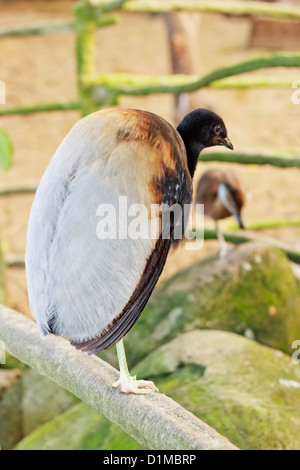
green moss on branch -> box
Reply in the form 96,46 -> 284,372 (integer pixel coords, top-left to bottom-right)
83,53 -> 300,95
0,102 -> 81,117
0,17 -> 116,38
199,152 -> 300,169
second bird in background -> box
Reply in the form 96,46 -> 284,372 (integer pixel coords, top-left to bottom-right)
196,168 -> 246,256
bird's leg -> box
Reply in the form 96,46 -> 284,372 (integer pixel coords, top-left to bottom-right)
112,338 -> 159,395
216,220 -> 228,257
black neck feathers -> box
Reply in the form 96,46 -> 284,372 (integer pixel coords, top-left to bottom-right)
176,124 -> 205,178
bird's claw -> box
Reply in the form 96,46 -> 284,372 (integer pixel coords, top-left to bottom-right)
112,375 -> 159,395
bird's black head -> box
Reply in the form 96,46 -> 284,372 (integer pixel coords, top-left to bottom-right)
177,108 -> 233,177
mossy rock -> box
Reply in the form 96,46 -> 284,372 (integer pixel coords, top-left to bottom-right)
0,371 -> 23,450
0,368 -> 78,450
21,369 -> 79,436
14,329 -> 300,451
101,241 -> 300,368
14,402 -> 145,450
0,368 -> 22,399
133,329 -> 300,450
0,351 -> 28,370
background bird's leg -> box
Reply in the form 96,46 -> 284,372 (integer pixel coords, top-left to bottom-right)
112,338 -> 159,395
215,220 -> 228,257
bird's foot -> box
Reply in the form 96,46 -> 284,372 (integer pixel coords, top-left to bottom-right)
112,374 -> 159,395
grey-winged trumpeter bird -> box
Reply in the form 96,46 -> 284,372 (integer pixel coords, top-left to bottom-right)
25,107 -> 233,394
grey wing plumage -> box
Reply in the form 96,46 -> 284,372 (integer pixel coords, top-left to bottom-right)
25,108 -> 192,352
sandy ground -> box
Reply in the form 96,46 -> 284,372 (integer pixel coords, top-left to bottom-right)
0,0 -> 300,317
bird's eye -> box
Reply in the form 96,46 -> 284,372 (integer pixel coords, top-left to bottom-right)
214,125 -> 221,134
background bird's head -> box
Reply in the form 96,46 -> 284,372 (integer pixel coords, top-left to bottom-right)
217,182 -> 245,229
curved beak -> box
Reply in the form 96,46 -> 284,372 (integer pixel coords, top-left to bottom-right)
219,137 -> 234,150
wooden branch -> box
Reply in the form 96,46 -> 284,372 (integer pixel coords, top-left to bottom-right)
200,152 -> 300,169
0,306 -> 237,450
122,0 -> 300,19
75,1 -> 118,115
1,53 -> 298,117
0,186 -> 37,197
0,101 -> 81,117
0,20 -> 76,38
1,75 -> 294,118
1,0 -> 299,40
210,76 -> 294,90
83,53 -> 300,95
226,218 -> 300,231
84,0 -> 129,15
4,253 -> 25,269
0,17 -> 117,38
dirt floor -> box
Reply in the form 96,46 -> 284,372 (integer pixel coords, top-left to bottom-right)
0,0 -> 300,317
